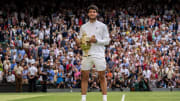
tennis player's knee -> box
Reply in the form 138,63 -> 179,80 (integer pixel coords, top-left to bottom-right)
99,75 -> 105,81
81,71 -> 89,81
98,72 -> 106,81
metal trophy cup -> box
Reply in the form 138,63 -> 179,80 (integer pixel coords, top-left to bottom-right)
80,32 -> 91,57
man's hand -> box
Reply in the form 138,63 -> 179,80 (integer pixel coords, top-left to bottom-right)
90,35 -> 97,43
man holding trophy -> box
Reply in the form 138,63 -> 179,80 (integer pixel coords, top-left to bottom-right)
76,5 -> 110,101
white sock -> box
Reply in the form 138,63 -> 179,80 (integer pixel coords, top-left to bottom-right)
82,95 -> 86,101
103,95 -> 107,101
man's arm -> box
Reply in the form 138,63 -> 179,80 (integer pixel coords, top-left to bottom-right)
96,25 -> 110,45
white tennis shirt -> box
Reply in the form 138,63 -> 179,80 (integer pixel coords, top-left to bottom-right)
79,20 -> 110,58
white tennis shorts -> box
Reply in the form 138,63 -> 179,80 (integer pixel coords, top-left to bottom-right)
81,56 -> 106,71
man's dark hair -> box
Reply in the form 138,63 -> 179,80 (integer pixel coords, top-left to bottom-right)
87,5 -> 98,12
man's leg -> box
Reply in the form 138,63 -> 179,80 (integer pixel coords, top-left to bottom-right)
19,77 -> 22,92
93,57 -> 107,101
33,77 -> 37,92
98,71 -> 107,101
15,77 -> 18,92
17,78 -> 20,92
81,70 -> 90,101
28,79 -> 32,92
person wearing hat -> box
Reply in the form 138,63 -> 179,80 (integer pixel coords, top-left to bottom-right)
75,5 -> 110,101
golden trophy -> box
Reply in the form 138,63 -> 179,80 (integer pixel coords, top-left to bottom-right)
80,32 -> 91,57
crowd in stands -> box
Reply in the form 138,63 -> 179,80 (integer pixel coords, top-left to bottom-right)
0,0 -> 180,91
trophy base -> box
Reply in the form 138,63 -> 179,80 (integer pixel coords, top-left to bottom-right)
83,50 -> 89,57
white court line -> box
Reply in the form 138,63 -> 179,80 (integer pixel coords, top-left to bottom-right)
121,94 -> 125,101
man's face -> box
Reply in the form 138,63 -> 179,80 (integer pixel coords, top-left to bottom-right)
88,9 -> 97,20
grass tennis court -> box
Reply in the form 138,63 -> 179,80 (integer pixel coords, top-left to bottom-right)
0,92 -> 180,101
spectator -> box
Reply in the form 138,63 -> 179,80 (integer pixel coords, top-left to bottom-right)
0,60 -> 3,83
39,64 -> 48,92
143,67 -> 151,80
22,65 -> 28,84
11,60 -> 17,70
73,68 -> 81,88
6,71 -> 15,83
28,63 -> 38,92
18,47 -> 26,59
14,63 -> 23,92
4,61 -> 11,73
42,46 -> 50,62
106,69 -> 113,88
57,68 -> 64,88
47,66 -> 55,84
